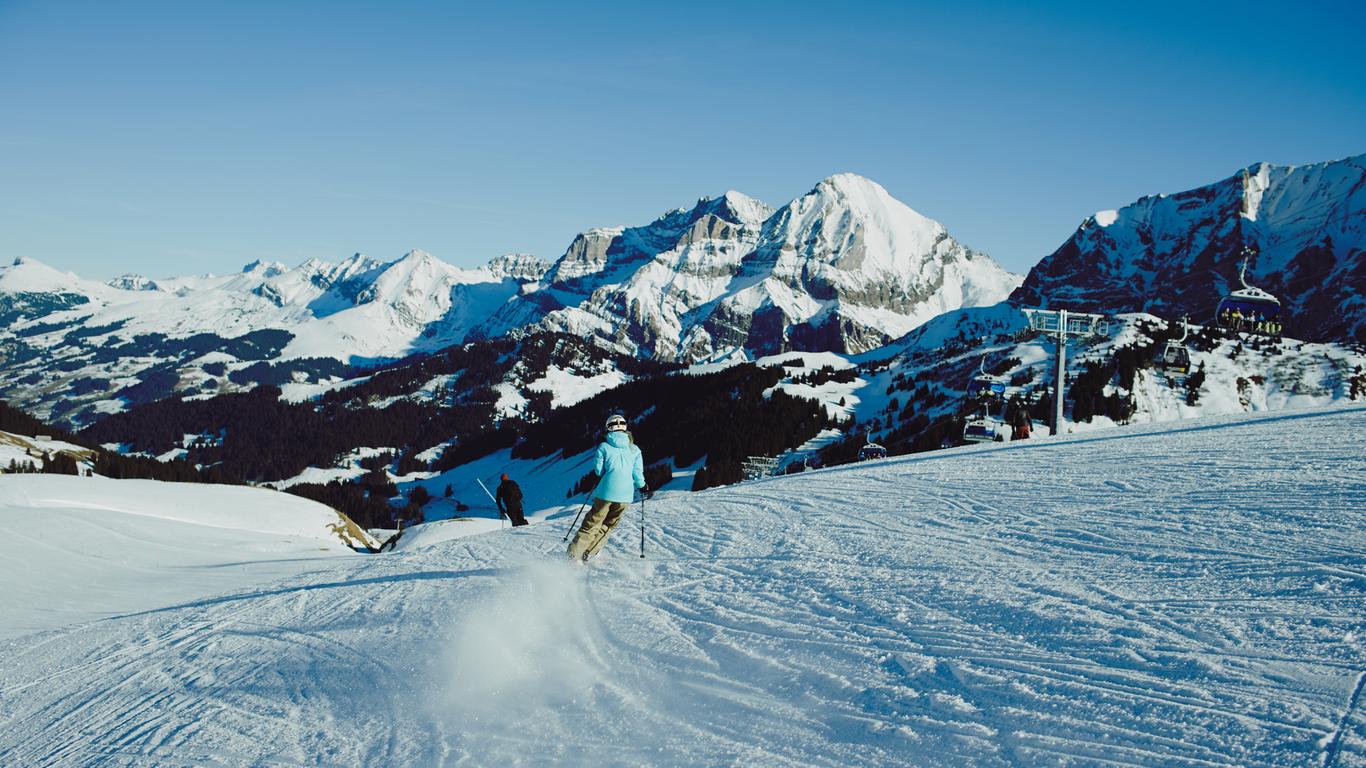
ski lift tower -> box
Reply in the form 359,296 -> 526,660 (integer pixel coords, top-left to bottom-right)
740,455 -> 780,481
1022,308 -> 1109,436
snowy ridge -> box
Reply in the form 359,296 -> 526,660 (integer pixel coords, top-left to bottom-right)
106,274 -> 164,292
1,407 -> 1362,764
1,255 -> 111,295
0,249 -> 545,423
1011,153 -> 1366,343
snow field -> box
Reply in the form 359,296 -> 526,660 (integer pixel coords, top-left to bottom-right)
0,405 -> 1362,765
0,475 -> 374,639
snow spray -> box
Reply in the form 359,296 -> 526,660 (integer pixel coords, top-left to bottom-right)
440,559 -> 604,722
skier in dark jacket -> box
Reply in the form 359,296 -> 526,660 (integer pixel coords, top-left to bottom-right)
495,473 -> 528,527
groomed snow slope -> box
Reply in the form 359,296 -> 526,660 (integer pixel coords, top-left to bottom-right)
2,407 -> 1364,766
0,476 -> 374,639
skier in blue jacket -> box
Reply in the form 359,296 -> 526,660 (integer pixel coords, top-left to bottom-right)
567,413 -> 648,562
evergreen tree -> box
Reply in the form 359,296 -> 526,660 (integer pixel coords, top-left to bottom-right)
1185,362 -> 1207,406
644,462 -> 673,490
409,486 -> 432,508
40,451 -> 80,475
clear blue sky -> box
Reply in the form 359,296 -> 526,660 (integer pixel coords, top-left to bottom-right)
2,0 -> 1362,279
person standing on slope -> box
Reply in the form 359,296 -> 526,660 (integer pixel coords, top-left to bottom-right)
567,413 -> 648,562
495,473 -> 528,527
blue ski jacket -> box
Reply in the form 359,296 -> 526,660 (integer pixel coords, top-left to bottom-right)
593,431 -> 645,503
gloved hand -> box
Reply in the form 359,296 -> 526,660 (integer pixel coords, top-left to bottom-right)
642,487 -> 655,500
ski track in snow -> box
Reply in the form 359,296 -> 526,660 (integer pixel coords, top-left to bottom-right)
2,407 -> 1365,766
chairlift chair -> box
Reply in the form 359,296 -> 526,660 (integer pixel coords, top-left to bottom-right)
858,442 -> 887,461
1215,251 -> 1283,335
962,418 -> 999,443
969,356 -> 1009,400
961,403 -> 1002,444
857,430 -> 887,461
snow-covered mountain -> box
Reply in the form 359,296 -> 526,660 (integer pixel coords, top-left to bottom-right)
1011,153 -> 1366,343
2,249 -> 546,360
0,251 -> 547,423
0,174 -> 1017,424
6,158 -> 1361,449
480,175 -> 1020,360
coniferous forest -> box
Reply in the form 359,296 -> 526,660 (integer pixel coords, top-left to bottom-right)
11,315 -> 1302,532
64,331 -> 839,522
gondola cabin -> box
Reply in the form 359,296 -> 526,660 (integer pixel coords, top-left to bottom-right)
1155,343 -> 1192,375
1154,316 -> 1192,375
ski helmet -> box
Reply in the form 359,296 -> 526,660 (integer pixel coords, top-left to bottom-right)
605,413 -> 628,432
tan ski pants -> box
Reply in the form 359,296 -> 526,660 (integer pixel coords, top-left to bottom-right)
567,498 -> 629,561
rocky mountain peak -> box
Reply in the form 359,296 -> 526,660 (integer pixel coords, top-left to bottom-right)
395,249 -> 435,266
108,274 -> 163,292
760,172 -> 968,281
240,259 -> 288,278
814,171 -> 887,196
688,191 -> 774,227
486,253 -> 550,281
478,175 -> 1020,361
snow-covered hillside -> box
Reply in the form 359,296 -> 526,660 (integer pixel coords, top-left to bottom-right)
0,475 -> 375,639
246,307 -> 1363,510
1011,153 -> 1366,344
0,429 -> 94,472
865,307 -> 1366,433
1,407 -> 1361,766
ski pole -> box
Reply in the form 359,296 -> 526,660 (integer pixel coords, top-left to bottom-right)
474,478 -> 505,529
563,491 -> 593,542
639,494 -> 646,559
563,473 -> 605,541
